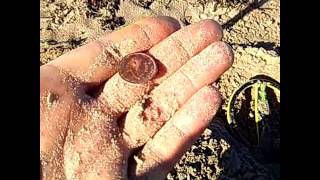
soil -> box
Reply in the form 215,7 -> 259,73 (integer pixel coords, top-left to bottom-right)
40,0 -> 280,179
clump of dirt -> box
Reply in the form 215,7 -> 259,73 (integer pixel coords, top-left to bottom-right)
86,0 -> 125,30
130,0 -> 156,9
40,0 -> 280,179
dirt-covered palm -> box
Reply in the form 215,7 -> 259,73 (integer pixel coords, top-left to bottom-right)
40,16 -> 234,180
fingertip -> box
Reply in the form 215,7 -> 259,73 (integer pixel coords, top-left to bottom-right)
135,16 -> 181,30
155,16 -> 181,30
197,19 -> 223,42
211,41 -> 234,65
192,86 -> 222,121
202,86 -> 222,107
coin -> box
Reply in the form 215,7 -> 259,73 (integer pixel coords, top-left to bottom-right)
118,53 -> 158,84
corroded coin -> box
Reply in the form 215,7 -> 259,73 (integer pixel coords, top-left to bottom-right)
118,53 -> 158,84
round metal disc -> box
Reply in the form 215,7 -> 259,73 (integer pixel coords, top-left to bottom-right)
118,53 -> 158,84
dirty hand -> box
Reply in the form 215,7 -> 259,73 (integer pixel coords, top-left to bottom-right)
40,16 -> 234,180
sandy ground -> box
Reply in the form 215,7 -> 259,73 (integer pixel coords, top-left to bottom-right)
40,0 -> 280,179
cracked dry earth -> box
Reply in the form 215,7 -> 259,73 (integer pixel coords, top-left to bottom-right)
40,0 -> 280,179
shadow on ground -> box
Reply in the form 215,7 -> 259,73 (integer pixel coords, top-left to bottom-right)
222,0 -> 271,29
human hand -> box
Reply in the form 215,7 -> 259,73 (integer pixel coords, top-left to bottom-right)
40,16 -> 233,180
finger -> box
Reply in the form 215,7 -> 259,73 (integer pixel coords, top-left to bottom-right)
123,41 -> 233,147
130,86 -> 221,179
150,19 -> 223,83
47,16 -> 180,85
97,19 -> 223,115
